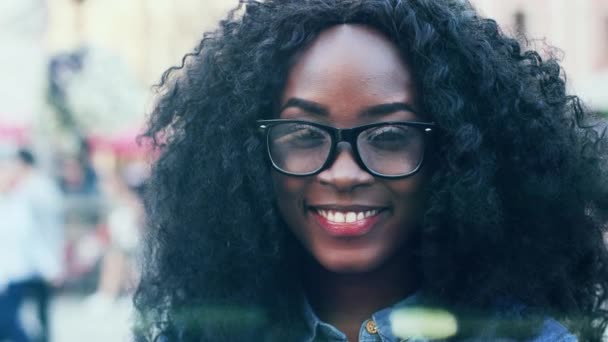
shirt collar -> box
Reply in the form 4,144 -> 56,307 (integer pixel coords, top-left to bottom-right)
372,292 -> 427,341
301,290 -> 431,342
301,290 -> 347,341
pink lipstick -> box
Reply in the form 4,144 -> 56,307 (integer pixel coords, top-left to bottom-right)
310,208 -> 384,237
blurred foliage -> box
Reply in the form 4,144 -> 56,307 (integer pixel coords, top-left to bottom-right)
390,307 -> 458,339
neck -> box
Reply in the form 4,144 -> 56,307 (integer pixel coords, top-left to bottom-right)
302,251 -> 419,331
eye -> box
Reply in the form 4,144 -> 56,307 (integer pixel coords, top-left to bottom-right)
363,125 -> 413,151
271,123 -> 329,149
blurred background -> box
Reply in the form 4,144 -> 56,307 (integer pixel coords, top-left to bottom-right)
0,0 -> 606,341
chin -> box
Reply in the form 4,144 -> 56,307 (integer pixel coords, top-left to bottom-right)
316,250 -> 383,274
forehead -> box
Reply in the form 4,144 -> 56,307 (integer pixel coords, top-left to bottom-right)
280,24 -> 418,123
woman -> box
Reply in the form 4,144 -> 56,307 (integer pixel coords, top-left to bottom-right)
134,0 -> 608,341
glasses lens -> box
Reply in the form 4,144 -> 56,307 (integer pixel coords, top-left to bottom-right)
268,123 -> 331,174
357,124 -> 425,176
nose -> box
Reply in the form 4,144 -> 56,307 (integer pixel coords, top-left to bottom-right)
317,142 -> 374,191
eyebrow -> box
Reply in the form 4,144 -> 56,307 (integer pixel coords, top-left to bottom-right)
281,98 -> 329,116
280,97 -> 417,117
361,102 -> 418,117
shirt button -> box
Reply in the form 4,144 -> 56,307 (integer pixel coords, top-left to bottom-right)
365,319 -> 378,334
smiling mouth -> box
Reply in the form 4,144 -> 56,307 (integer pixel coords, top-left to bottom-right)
308,206 -> 388,237
315,209 -> 381,223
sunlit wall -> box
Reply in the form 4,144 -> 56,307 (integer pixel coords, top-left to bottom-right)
471,0 -> 608,110
47,0 -> 236,87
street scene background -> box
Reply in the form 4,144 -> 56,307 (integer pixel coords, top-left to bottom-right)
0,0 -> 607,341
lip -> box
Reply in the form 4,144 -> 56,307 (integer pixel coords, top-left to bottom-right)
308,205 -> 388,237
310,204 -> 387,212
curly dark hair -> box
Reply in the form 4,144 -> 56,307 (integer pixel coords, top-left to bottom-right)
134,0 -> 608,340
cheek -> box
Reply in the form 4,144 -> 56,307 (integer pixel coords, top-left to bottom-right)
271,171 -> 308,216
272,172 -> 299,196
386,174 -> 429,221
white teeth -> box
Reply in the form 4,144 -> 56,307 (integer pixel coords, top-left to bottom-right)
345,212 -> 357,223
316,209 -> 380,223
334,212 -> 345,223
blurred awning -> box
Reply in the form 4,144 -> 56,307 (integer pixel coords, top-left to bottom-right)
87,125 -> 153,158
0,121 -> 29,144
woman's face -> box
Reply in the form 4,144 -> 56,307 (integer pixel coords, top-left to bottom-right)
273,25 -> 429,274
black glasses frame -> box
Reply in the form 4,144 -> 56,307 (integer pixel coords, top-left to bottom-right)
257,119 -> 436,179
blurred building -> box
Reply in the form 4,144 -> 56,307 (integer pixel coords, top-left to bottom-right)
0,0 -> 604,134
0,0 -> 47,127
471,0 -> 608,111
46,0 -> 235,88
44,0 -> 608,112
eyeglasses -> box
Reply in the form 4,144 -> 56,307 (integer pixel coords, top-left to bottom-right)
257,119 -> 435,178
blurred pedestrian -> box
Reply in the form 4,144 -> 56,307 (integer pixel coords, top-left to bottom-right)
85,170 -> 142,312
0,145 -> 35,342
10,148 -> 64,342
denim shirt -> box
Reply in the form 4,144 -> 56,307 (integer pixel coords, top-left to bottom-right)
301,293 -> 577,342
